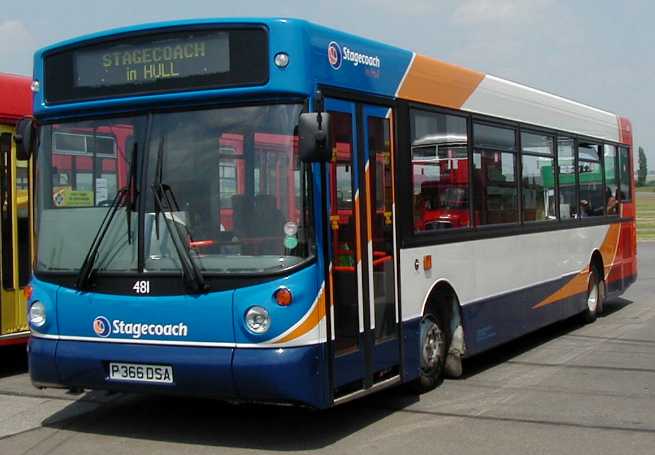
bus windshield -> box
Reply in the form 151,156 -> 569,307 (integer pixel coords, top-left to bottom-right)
35,103 -> 313,275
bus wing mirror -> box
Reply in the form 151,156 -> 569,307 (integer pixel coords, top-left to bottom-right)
298,112 -> 331,163
14,117 -> 35,161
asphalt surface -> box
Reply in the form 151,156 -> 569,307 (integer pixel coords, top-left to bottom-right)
1,243 -> 654,454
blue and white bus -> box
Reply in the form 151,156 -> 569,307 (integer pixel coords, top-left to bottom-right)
22,18 -> 637,408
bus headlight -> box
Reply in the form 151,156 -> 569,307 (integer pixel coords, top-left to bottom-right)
245,306 -> 270,334
29,301 -> 46,328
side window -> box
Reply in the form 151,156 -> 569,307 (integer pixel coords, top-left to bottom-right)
521,131 -> 556,222
410,109 -> 469,232
473,123 -> 518,225
604,144 -> 619,215
557,137 -> 577,219
619,146 -> 632,201
578,142 -> 604,217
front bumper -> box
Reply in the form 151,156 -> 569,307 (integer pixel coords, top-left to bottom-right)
28,337 -> 328,408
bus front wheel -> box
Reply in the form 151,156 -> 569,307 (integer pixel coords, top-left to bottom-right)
411,311 -> 448,392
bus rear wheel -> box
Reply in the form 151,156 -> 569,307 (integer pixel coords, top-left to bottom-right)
582,267 -> 604,323
411,311 -> 447,393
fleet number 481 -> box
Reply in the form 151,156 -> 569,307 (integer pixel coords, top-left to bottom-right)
133,280 -> 151,294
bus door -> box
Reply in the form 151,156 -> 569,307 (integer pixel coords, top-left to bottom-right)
0,128 -> 30,340
324,98 -> 400,399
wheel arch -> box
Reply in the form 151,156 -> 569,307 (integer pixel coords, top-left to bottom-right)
589,249 -> 605,280
419,279 -> 466,355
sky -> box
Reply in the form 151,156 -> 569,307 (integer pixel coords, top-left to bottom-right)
1,0 -> 653,164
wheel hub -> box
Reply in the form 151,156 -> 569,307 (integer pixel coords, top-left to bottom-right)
421,319 -> 444,372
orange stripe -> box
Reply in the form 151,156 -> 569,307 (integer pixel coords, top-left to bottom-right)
274,289 -> 326,344
532,270 -> 589,310
599,223 -> 621,280
397,55 -> 485,109
533,224 -> 621,310
354,193 -> 362,264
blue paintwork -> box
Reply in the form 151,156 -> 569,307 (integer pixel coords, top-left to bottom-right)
233,343 -> 327,408
29,337 -> 328,407
32,18 -> 413,120
31,265 -> 319,345
402,318 -> 421,383
334,344 -> 366,387
27,337 -> 60,388
461,273 -> 588,356
233,265 -> 320,344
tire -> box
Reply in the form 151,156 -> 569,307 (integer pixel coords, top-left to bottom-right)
410,311 -> 448,393
582,267 -> 604,323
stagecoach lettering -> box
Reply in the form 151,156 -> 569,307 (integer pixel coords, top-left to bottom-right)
74,34 -> 227,89
143,62 -> 180,81
102,43 -> 207,68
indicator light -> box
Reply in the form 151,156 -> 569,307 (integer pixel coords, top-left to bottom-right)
274,287 -> 293,306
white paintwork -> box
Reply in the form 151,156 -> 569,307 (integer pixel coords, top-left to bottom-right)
463,76 -> 620,143
365,161 -> 376,330
399,224 -> 610,321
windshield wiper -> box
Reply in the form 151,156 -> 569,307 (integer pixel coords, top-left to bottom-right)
77,140 -> 139,290
152,137 -> 207,293
76,188 -> 128,290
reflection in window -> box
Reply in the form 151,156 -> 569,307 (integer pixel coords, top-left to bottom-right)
523,155 -> 555,222
578,142 -> 604,217
411,109 -> 469,232
522,132 -> 555,222
604,144 -> 619,215
619,146 -> 632,201
473,124 -> 518,225
557,137 -> 577,219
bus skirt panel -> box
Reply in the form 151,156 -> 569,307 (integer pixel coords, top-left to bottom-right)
28,336 -> 328,408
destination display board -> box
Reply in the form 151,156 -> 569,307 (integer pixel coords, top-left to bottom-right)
45,28 -> 268,104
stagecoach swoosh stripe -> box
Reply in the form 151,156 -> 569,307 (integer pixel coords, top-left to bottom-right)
270,284 -> 327,344
396,55 -> 485,109
533,224 -> 621,309
600,223 -> 622,280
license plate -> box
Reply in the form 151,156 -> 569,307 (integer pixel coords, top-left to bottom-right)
108,362 -> 174,384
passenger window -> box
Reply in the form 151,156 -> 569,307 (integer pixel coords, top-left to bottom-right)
473,123 -> 518,225
410,109 -> 469,232
618,146 -> 632,201
557,137 -> 577,219
604,144 -> 619,215
521,132 -> 556,222
578,142 -> 604,217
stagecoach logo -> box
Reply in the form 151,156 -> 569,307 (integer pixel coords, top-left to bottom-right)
91,316 -> 189,339
93,316 -> 111,337
328,41 -> 342,70
327,40 -> 381,72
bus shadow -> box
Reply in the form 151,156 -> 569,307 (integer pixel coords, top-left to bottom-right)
41,388 -> 416,450
460,296 -> 634,379
0,345 -> 28,379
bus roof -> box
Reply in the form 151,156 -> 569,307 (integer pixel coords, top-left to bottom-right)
31,18 -> 631,145
0,73 -> 31,123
